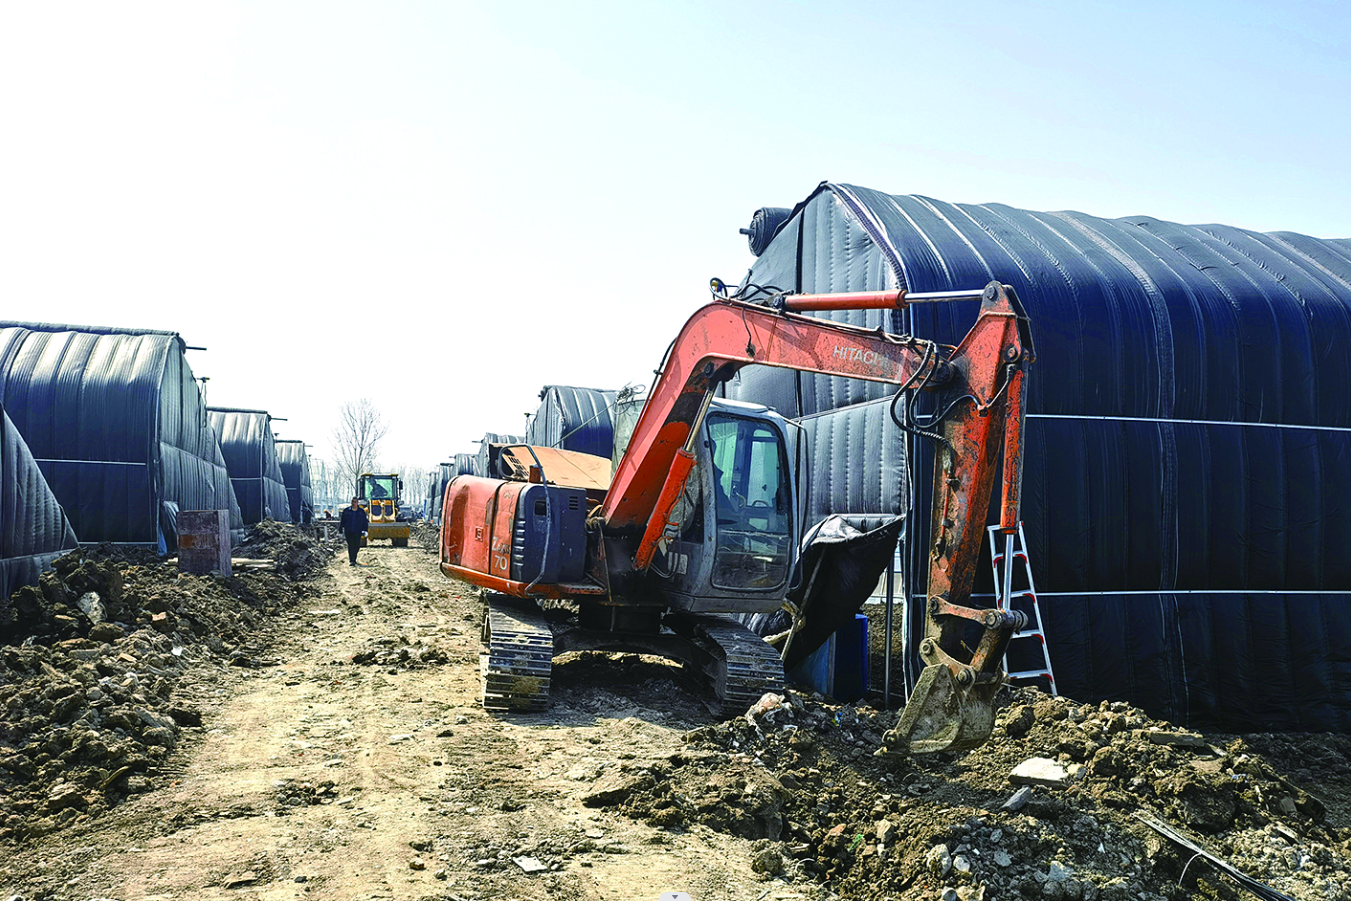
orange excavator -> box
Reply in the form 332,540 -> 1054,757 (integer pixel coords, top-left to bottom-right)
439,281 -> 1034,754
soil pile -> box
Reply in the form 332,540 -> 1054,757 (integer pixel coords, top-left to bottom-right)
0,523 -> 333,842
589,688 -> 1351,900
234,520 -> 341,578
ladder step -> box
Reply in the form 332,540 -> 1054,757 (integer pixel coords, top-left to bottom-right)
989,520 -> 1057,697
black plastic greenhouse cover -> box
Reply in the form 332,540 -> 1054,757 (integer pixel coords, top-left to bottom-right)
727,182 -> 1351,733
427,461 -> 454,524
476,433 -> 522,481
274,439 -> 314,524
526,386 -> 618,459
1,402 -> 78,605
207,408 -> 292,525
0,321 -> 244,549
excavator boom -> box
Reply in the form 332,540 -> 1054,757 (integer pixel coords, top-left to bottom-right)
602,281 -> 1034,754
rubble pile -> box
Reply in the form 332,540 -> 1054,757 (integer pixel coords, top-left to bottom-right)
234,520 -> 340,578
349,634 -> 451,669
0,524 -> 333,842
588,689 -> 1351,901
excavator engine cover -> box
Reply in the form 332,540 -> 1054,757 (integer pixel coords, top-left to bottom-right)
442,476 -> 588,586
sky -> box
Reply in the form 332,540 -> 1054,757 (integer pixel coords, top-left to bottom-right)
3,0 -> 1348,472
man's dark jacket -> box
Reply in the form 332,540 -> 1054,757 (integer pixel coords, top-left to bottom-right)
339,505 -> 370,536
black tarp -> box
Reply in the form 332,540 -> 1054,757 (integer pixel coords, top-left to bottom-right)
427,461 -> 454,524
207,408 -> 291,525
476,433 -> 521,481
1,402 -> 78,604
728,182 -> 1351,732
526,386 -> 618,458
0,321 -> 244,548
274,440 -> 314,524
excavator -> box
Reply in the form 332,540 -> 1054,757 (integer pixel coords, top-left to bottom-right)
439,281 -> 1033,755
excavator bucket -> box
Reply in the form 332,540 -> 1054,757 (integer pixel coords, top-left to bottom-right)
878,664 -> 1000,757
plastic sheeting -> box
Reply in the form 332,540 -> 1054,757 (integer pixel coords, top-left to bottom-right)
525,386 -> 618,459
475,433 -> 521,481
1,403 -> 78,604
207,408 -> 291,525
729,182 -> 1351,732
0,321 -> 244,547
274,440 -> 314,524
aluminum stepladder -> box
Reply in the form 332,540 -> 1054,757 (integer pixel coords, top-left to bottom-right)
987,521 -> 1057,695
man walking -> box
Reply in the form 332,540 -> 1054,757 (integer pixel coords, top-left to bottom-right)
339,496 -> 369,566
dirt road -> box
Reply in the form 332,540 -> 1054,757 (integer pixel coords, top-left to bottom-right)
4,526 -> 1350,901
1,535 -> 802,901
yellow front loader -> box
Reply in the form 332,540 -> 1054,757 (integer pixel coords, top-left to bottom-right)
357,472 -> 411,547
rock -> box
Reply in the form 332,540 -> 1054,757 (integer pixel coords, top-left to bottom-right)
512,855 -> 548,873
1003,786 -> 1034,811
223,871 -> 258,888
582,772 -> 655,807
926,843 -> 953,877
409,858 -> 426,870
1011,757 -> 1069,788
1134,728 -> 1208,749
876,818 -> 897,844
46,784 -> 86,811
77,592 -> 106,624
993,850 -> 1012,867
1003,703 -> 1035,737
952,854 -> 972,874
1088,746 -> 1120,777
1048,861 -> 1073,882
167,706 -> 203,727
941,889 -> 960,901
751,847 -> 784,876
958,887 -> 987,901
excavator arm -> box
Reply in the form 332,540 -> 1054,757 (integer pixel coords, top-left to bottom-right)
603,281 -> 1034,754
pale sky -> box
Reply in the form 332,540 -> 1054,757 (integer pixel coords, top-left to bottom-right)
3,1 -> 1347,471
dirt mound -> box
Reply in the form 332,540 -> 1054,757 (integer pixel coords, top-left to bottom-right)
233,520 -> 338,579
587,688 -> 1351,900
0,528 -> 333,843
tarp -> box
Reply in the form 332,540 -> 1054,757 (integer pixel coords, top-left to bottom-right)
0,321 -> 244,547
207,408 -> 291,525
476,433 -> 522,481
526,386 -> 618,459
1,402 -> 78,605
729,182 -> 1351,732
427,461 -> 452,524
274,439 -> 314,524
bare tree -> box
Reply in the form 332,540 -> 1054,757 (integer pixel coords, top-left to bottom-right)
395,464 -> 430,515
331,398 -> 389,496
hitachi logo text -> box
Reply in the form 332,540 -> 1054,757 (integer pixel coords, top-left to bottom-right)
833,346 -> 887,365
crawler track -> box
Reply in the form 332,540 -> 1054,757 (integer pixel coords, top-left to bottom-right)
685,615 -> 785,714
481,597 -> 553,711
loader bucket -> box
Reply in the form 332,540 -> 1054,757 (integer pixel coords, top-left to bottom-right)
878,664 -> 998,756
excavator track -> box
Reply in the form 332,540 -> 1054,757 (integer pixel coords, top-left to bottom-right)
685,615 -> 786,715
480,596 -> 553,711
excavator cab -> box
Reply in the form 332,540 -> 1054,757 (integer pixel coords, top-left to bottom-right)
652,400 -> 799,613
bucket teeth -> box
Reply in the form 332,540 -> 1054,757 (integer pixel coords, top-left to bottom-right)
481,601 -> 553,711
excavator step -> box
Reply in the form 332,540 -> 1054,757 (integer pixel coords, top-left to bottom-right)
481,599 -> 553,711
